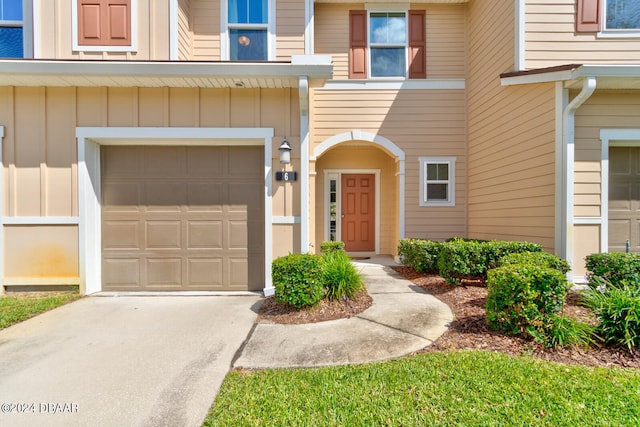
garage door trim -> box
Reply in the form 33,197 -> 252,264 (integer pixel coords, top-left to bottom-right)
77,127 -> 274,295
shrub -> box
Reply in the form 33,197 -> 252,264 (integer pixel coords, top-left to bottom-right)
582,285 -> 640,351
585,252 -> 640,290
397,239 -> 442,274
486,264 -> 572,346
320,241 -> 346,254
322,250 -> 364,300
273,254 -> 324,308
500,252 -> 571,274
528,314 -> 593,348
438,239 -> 543,285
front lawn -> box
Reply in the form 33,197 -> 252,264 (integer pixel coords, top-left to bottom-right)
0,292 -> 81,330
205,350 -> 640,426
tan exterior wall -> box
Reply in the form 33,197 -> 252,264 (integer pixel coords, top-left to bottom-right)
525,0 -> 640,69
1,86 -> 300,284
189,0 -> 221,60
310,87 -> 467,245
275,0 -> 306,60
314,3 -> 466,80
178,0 -> 193,59
37,0 -> 171,60
467,0 -> 557,250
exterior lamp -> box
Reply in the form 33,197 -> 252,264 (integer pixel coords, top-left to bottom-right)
279,137 -> 292,164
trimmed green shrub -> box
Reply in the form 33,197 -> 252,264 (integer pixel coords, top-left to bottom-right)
585,252 -> 640,290
273,254 -> 324,308
397,239 -> 442,274
322,250 -> 364,300
583,285 -> 640,351
438,239 -> 543,285
500,252 -> 571,274
320,241 -> 346,254
486,264 -> 572,346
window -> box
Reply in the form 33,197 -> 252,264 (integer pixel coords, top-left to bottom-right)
350,9 -> 425,79
576,0 -> 640,34
74,0 -> 135,51
419,157 -> 456,206
604,0 -> 640,30
0,0 -> 23,58
226,0 -> 269,61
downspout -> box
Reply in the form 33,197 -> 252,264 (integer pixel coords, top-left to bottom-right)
299,76 -> 310,253
169,0 -> 178,60
562,76 -> 596,282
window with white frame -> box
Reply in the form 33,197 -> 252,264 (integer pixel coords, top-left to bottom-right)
419,157 -> 456,206
227,0 -> 269,60
604,0 -> 640,31
369,12 -> 407,78
0,0 -> 23,58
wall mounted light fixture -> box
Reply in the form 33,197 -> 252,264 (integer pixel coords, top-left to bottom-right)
279,137 -> 292,164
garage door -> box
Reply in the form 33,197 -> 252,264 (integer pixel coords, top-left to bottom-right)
609,146 -> 640,253
101,146 -> 264,291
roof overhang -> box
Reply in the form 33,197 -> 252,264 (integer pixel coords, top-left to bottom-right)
501,64 -> 640,90
0,55 -> 333,89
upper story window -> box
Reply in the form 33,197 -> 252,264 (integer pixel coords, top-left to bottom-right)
576,0 -> 640,35
225,0 -> 271,61
73,0 -> 135,52
0,0 -> 23,58
349,9 -> 425,80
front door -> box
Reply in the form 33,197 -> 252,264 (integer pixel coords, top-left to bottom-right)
609,146 -> 640,253
341,174 -> 375,251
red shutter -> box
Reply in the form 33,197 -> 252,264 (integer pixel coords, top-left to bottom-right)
78,0 -> 131,46
576,0 -> 600,33
349,10 -> 368,79
408,10 -> 426,79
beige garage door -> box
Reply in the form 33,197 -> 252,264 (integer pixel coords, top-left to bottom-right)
609,146 -> 640,253
101,146 -> 264,291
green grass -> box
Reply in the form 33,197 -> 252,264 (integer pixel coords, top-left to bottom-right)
205,350 -> 640,426
0,292 -> 81,330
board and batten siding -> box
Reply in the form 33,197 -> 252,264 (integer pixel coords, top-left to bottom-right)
467,0 -> 557,251
310,87 -> 467,242
37,0 -> 171,60
572,90 -> 640,277
0,86 -> 301,282
525,0 -> 640,69
314,3 -> 466,80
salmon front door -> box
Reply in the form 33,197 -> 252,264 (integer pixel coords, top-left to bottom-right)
341,174 -> 375,251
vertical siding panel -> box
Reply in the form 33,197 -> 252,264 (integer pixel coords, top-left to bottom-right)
77,87 -> 108,126
138,87 -> 170,126
107,87 -> 138,126
45,88 -> 76,216
199,88 -> 229,126
169,88 -> 199,126
14,88 -> 45,216
229,89 -> 259,127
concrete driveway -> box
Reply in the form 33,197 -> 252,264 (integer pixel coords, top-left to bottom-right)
0,295 -> 261,427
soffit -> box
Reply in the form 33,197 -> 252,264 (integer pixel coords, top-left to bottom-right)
0,60 -> 333,89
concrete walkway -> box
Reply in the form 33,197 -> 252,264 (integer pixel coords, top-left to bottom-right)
234,258 -> 453,369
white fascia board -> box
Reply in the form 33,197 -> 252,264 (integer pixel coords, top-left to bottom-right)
577,65 -> 640,78
502,64 -> 640,86
0,60 -> 333,80
501,69 -> 577,86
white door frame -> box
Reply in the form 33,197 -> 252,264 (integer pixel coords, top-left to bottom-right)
323,169 -> 380,254
77,127 -> 274,295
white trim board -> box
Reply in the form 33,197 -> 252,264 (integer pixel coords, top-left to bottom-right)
76,127 -> 274,296
0,126 -> 4,292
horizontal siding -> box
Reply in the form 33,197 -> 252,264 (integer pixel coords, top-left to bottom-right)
191,0 -> 220,60
467,0 -> 557,251
311,88 -> 467,240
574,91 -> 640,218
276,0 -> 305,59
314,3 -> 465,80
525,0 -> 640,68
178,0 -> 193,60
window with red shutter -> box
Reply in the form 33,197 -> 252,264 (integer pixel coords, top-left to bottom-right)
576,0 -> 600,32
77,0 -> 131,46
409,10 -> 426,79
349,10 -> 367,79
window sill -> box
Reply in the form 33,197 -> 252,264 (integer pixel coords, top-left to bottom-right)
72,45 -> 137,53
596,30 -> 640,39
319,79 -> 465,90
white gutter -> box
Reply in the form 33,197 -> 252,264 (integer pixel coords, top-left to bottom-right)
299,76 -> 310,253
305,0 -> 314,54
561,76 -> 596,281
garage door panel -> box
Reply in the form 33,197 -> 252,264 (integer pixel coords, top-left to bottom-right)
103,182 -> 141,211
146,258 -> 182,287
103,259 -> 141,288
188,258 -> 223,288
102,146 -> 141,178
102,145 -> 264,291
188,221 -> 223,249
103,220 -> 140,249
146,221 -> 182,249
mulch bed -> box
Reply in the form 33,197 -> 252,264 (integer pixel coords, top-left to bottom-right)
393,266 -> 640,369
